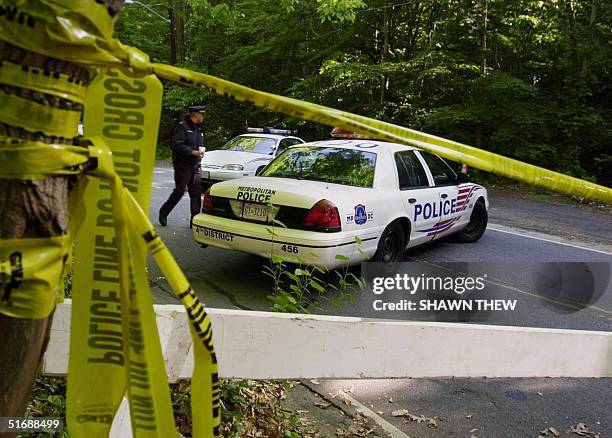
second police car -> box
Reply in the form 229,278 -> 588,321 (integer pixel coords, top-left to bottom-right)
192,139 -> 489,269
200,127 -> 304,189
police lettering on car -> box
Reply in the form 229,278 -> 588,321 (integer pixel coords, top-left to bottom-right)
236,186 -> 276,203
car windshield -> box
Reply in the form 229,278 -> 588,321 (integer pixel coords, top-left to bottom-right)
260,146 -> 377,188
222,136 -> 276,154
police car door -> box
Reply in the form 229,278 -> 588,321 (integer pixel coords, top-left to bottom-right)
416,151 -> 461,240
394,151 -> 438,247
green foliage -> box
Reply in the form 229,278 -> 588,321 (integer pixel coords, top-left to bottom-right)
63,270 -> 72,298
26,377 -> 303,437
19,376 -> 69,438
315,0 -> 367,23
264,225 -> 365,314
115,0 -> 612,184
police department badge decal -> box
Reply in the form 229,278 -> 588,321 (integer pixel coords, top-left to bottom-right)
354,204 -> 367,225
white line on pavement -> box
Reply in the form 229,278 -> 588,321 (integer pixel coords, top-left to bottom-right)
337,390 -> 409,438
488,224 -> 612,256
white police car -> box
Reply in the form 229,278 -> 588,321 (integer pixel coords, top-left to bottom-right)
192,139 -> 489,269
201,127 -> 304,189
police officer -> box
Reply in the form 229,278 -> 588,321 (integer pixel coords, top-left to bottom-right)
159,105 -> 206,227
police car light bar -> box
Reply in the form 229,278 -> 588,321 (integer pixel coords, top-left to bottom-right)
247,127 -> 296,136
330,127 -> 375,139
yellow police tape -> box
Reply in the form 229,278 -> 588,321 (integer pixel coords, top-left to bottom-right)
0,86 -> 221,438
0,39 -> 220,438
0,0 -> 610,436
151,64 -> 612,203
67,69 -> 174,437
0,234 -> 70,319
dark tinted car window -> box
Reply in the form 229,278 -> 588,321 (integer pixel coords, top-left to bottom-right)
419,151 -> 456,186
395,151 -> 430,189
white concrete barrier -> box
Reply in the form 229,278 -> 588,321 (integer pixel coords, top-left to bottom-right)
43,300 -> 612,379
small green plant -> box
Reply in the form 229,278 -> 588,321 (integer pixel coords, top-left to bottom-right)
263,217 -> 366,313
18,376 -> 69,438
63,270 -> 73,298
263,254 -> 328,313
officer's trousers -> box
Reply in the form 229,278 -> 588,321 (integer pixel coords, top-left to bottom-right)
159,160 -> 202,219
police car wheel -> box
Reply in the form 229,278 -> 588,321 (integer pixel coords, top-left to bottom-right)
454,200 -> 487,243
373,222 -> 405,263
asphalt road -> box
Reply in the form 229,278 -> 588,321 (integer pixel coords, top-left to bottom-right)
148,163 -> 612,331
148,163 -> 611,438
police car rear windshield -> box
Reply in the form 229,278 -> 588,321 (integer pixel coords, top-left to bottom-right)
222,136 -> 276,154
261,146 -> 377,188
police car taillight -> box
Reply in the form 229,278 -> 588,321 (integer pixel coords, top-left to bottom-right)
303,200 -> 341,231
203,189 -> 213,211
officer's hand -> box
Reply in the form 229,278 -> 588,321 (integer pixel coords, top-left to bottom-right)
192,150 -> 204,158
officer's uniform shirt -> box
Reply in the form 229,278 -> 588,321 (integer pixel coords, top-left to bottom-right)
171,118 -> 204,166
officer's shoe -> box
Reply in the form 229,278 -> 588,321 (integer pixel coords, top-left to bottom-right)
159,210 -> 168,227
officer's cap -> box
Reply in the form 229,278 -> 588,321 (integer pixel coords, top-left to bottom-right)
188,104 -> 207,113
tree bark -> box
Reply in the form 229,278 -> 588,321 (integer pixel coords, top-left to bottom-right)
481,0 -> 488,75
580,0 -> 599,81
176,0 -> 186,64
380,0 -> 390,105
0,177 -> 71,427
168,6 -> 178,66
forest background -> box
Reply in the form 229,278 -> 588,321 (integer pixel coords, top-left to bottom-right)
116,0 -> 611,186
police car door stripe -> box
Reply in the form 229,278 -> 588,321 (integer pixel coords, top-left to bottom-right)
457,185 -> 480,210
427,217 -> 460,236
416,217 -> 460,233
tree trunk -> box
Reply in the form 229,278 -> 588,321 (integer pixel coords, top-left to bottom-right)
0,177 -> 71,423
176,0 -> 186,64
580,0 -> 599,81
169,6 -> 178,66
481,0 -> 488,75
380,0 -> 390,105
0,31 -> 91,433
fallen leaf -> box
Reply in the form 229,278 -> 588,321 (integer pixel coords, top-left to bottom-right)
466,414 -> 473,419
548,426 -> 560,437
391,409 -> 438,428
314,401 -> 331,409
391,409 -> 410,417
569,423 -> 600,437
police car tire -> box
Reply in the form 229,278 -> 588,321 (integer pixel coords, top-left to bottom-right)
373,222 -> 405,263
454,200 -> 487,243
